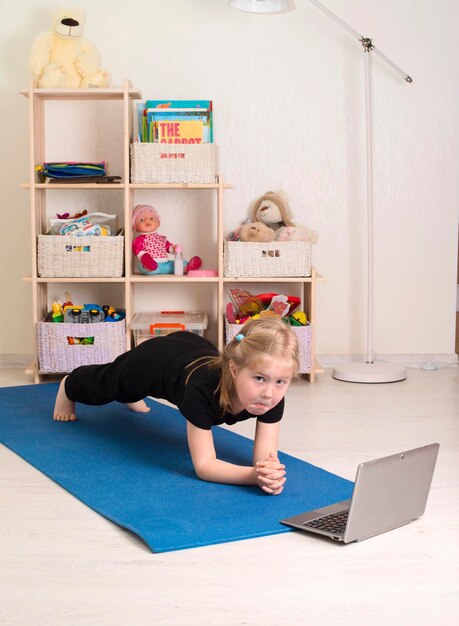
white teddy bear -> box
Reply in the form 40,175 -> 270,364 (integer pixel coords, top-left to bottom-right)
29,7 -> 110,88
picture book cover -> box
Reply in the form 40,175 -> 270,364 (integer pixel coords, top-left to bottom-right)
148,113 -> 210,143
156,120 -> 205,144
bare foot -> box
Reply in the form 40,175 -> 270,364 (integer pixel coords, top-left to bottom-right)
53,376 -> 77,421
126,399 -> 150,413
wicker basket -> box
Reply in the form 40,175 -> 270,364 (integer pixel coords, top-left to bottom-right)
37,316 -> 126,374
37,234 -> 124,278
130,143 -> 217,183
224,241 -> 311,277
225,318 -> 312,374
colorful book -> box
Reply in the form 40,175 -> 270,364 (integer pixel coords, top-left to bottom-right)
136,100 -> 213,143
148,112 -> 210,143
155,120 -> 204,144
146,100 -> 212,110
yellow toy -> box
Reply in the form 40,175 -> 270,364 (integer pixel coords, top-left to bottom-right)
51,301 -> 64,323
292,311 -> 307,325
29,7 -> 110,88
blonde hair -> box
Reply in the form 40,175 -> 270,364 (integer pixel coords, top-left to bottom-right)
186,317 -> 300,414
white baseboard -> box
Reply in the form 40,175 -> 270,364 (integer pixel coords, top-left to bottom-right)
0,355 -> 33,369
317,353 -> 458,369
1,353 -> 458,371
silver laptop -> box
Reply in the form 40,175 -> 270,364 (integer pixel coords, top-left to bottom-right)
281,443 -> 439,543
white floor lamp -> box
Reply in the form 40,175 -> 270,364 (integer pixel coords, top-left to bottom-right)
229,0 -> 412,383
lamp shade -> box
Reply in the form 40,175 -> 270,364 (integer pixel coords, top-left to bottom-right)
229,0 -> 289,13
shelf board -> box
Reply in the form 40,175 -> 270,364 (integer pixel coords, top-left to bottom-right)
22,183 -> 125,190
130,276 -> 219,283
22,182 -> 231,190
24,275 -> 320,284
222,271 -> 324,283
129,183 -> 232,189
20,87 -> 142,100
222,276 -> 315,283
23,277 -> 127,284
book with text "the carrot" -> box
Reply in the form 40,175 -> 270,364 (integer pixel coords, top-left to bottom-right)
136,100 -> 213,143
155,120 -> 205,144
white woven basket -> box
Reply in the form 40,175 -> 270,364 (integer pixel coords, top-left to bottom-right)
225,318 -> 312,374
130,143 -> 217,183
37,317 -> 126,374
37,234 -> 124,278
224,241 -> 311,277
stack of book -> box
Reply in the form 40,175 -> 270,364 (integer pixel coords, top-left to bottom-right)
136,100 -> 213,144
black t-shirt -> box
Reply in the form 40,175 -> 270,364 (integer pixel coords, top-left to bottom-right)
65,331 -> 284,430
178,358 -> 284,430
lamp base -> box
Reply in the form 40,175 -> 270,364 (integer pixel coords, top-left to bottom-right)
332,361 -> 407,384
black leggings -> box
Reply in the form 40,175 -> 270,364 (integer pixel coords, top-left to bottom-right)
64,331 -> 217,407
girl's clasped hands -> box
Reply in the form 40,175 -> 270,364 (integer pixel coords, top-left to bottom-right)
255,452 -> 286,495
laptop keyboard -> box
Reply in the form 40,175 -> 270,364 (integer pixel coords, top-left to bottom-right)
302,510 -> 349,535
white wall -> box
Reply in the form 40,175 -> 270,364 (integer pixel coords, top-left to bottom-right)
1,0 -> 458,357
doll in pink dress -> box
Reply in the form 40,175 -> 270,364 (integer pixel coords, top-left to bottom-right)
132,204 -> 201,275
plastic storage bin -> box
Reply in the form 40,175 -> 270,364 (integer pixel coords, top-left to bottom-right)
131,311 -> 208,346
225,317 -> 312,374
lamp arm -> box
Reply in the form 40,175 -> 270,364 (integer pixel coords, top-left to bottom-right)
306,0 -> 412,82
306,0 -> 362,40
371,45 -> 412,83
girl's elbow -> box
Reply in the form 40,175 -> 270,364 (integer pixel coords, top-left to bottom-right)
193,466 -> 205,481
192,460 -> 210,481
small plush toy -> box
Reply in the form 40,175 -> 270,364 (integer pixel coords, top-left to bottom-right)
132,204 -> 201,275
249,191 -> 294,232
29,8 -> 110,88
239,222 -> 276,243
249,190 -> 319,243
276,224 -> 317,242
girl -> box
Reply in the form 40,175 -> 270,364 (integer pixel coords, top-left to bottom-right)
53,317 -> 300,495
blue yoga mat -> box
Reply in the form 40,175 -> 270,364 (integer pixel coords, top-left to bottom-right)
0,383 -> 353,552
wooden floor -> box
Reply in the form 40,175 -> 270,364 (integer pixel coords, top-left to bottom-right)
1,365 -> 458,625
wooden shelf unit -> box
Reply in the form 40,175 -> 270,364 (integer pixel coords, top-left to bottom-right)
22,80 -> 322,382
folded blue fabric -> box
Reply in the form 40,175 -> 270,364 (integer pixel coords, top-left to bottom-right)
0,383 -> 353,552
41,162 -> 107,178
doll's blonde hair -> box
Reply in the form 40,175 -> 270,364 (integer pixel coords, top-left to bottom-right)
186,316 -> 300,414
